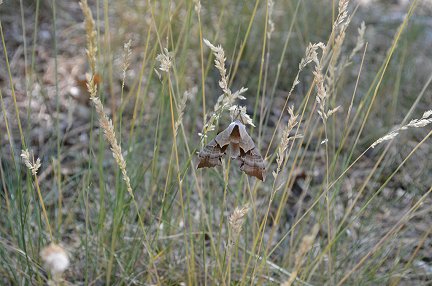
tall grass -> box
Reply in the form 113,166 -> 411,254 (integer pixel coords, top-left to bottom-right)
0,0 -> 431,285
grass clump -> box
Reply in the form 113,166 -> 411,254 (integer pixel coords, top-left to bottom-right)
0,0 -> 431,285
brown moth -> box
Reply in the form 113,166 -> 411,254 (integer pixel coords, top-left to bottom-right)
197,120 -> 266,181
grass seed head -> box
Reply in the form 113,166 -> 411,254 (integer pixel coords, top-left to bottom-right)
79,0 -> 97,74
274,106 -> 299,177
371,110 -> 432,148
122,39 -> 132,87
156,48 -> 174,73
193,0 -> 201,14
21,149 -> 41,176
229,105 -> 255,127
267,0 -> 275,39
229,204 -> 249,241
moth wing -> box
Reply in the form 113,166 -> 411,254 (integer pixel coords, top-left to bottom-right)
237,121 -> 255,153
197,139 -> 226,168
239,147 -> 266,181
214,122 -> 236,147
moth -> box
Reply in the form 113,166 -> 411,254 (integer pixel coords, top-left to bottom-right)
197,120 -> 266,181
